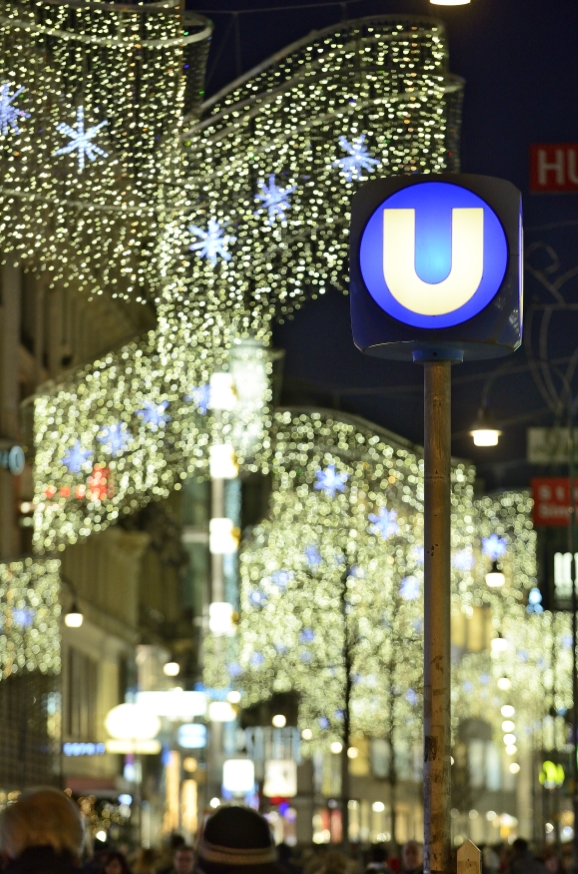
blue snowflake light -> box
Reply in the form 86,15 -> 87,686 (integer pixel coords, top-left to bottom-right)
400,576 -> 421,601
185,384 -> 211,415
319,717 -> 330,729
526,587 -> 544,615
314,464 -> 348,498
368,507 -> 400,540
249,589 -> 268,608
250,652 -> 264,666
333,134 -> 380,182
304,546 -> 322,567
61,441 -> 93,474
413,546 -> 425,565
228,662 -> 243,677
300,628 -> 315,644
189,218 -> 235,266
254,174 -> 297,225
137,400 -> 171,429
452,549 -> 475,572
0,84 -> 29,136
54,106 -> 108,171
482,534 -> 507,561
97,423 -> 131,457
406,689 -> 418,706
12,608 -> 34,628
271,570 -> 293,590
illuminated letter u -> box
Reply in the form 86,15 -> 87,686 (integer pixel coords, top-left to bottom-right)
382,208 -> 484,316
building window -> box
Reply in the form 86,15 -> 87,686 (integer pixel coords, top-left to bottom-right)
66,648 -> 97,741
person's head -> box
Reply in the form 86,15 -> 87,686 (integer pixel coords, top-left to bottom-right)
320,850 -> 348,874
197,806 -> 278,874
401,842 -> 423,872
0,787 -> 84,860
511,838 -> 529,859
174,845 -> 195,874
103,851 -> 131,874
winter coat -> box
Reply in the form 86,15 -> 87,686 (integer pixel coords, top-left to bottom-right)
509,851 -> 547,874
5,846 -> 80,874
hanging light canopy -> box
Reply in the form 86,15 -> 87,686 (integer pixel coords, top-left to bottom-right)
64,601 -> 83,628
470,407 -> 502,447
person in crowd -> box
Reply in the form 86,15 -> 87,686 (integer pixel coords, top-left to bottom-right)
196,805 -> 282,874
400,842 -> 423,874
133,850 -> 158,874
481,845 -> 499,874
315,850 -> 348,874
508,838 -> 547,874
157,838 -> 186,874
541,848 -> 561,873
365,844 -> 393,874
102,852 -> 131,874
0,787 -> 84,874
170,848 -> 194,874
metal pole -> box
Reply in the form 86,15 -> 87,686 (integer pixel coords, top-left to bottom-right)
423,360 -> 452,874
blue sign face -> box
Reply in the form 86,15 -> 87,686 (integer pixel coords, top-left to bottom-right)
359,181 -> 509,329
178,723 -> 207,749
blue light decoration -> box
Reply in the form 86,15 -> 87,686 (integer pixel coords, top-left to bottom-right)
368,507 -> 400,540
12,607 -> 34,628
406,689 -> 418,706
63,742 -> 106,757
137,400 -> 171,429
54,106 -> 108,171
400,576 -> 421,601
271,570 -> 293,590
178,723 -> 207,749
452,549 -> 475,571
0,83 -> 29,136
249,589 -> 268,608
482,534 -> 507,561
333,135 -> 379,182
61,441 -> 93,474
185,384 -> 211,414
304,546 -> 322,567
319,717 -> 329,729
526,588 -> 544,615
189,218 -> 235,266
254,174 -> 297,225
250,652 -> 264,666
228,662 -> 243,677
300,628 -> 315,644
97,423 -> 131,457
314,464 -> 348,498
359,182 -> 508,331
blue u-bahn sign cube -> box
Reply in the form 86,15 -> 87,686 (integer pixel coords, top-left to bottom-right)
350,174 -> 523,361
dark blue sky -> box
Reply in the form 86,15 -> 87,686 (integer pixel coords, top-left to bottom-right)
189,0 -> 578,489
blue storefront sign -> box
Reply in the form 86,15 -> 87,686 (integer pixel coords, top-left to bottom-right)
350,174 -> 523,361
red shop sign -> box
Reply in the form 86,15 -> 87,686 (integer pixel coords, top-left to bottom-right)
530,144 -> 578,192
532,477 -> 578,526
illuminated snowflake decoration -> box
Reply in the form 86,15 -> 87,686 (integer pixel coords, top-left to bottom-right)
526,588 -> 544,615
300,628 -> 315,644
185,384 -> 211,415
249,589 -> 268,608
137,400 -> 171,429
189,218 -> 235,266
368,507 -> 400,540
0,84 -> 29,136
406,689 -> 418,706
61,441 -> 93,474
400,576 -> 421,601
314,464 -> 348,498
12,608 -> 35,628
453,549 -> 475,572
271,570 -> 293,590
482,534 -> 507,561
97,423 -> 131,457
254,174 -> 297,225
333,134 -> 379,182
304,546 -> 322,567
54,106 -> 108,171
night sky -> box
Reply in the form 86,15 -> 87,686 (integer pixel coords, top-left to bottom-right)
187,0 -> 578,490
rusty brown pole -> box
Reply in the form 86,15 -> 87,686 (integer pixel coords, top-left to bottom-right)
423,360 -> 452,874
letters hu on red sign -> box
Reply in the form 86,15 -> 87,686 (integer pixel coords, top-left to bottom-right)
532,477 -> 578,526
530,144 -> 578,192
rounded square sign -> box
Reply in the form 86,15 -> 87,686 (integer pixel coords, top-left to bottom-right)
350,174 -> 522,361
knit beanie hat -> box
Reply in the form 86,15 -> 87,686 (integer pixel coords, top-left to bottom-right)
197,806 -> 277,874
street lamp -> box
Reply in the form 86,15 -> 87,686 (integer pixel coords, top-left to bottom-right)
485,561 -> 505,588
64,601 -> 83,627
470,406 -> 502,447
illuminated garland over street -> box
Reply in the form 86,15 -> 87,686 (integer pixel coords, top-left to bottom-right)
33,14 -> 464,548
156,15 -> 464,364
33,331 -> 271,552
0,557 -> 60,679
0,1 -> 210,301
